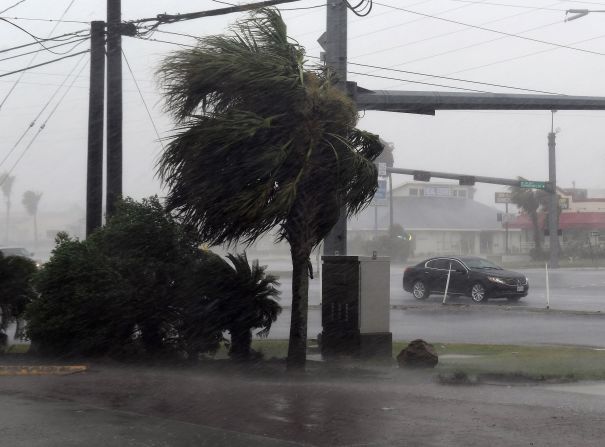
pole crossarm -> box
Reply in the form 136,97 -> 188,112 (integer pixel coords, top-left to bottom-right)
387,167 -> 545,189
355,88 -> 605,115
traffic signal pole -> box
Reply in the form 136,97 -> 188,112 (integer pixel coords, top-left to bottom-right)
323,0 -> 348,256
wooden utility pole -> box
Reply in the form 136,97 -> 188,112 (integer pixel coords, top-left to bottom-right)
86,20 -> 105,237
106,0 -> 122,217
323,0 -> 348,256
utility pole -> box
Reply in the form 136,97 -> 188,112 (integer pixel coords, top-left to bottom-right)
323,0 -> 348,256
548,111 -> 559,268
106,0 -> 122,217
86,21 -> 105,237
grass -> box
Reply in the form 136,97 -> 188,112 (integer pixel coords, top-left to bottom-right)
2,344 -> 29,354
245,340 -> 605,381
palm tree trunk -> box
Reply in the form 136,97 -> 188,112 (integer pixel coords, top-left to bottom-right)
287,245 -> 310,371
229,327 -> 252,361
530,212 -> 541,251
4,200 -> 9,243
33,212 -> 38,250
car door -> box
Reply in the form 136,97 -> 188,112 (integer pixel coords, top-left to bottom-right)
426,258 -> 450,293
447,259 -> 468,294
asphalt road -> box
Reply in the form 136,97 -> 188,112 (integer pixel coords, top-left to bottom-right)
267,265 -> 605,347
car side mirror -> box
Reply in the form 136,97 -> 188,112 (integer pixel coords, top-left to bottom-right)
456,269 -> 466,274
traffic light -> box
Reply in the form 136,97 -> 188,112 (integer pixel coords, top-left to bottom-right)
413,170 -> 431,182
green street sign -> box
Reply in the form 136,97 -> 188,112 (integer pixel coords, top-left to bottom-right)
520,181 -> 546,189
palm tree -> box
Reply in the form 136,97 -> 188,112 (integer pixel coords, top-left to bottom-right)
157,8 -> 383,370
211,252 -> 281,360
22,191 -> 43,249
509,178 -> 548,254
0,172 -> 15,243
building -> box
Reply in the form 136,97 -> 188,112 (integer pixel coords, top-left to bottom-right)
508,188 -> 605,250
348,182 -> 518,257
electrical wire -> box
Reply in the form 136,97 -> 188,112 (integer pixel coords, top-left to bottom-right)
122,48 -> 164,150
0,0 -> 78,111
348,70 -> 490,92
0,29 -> 90,55
349,0 -> 564,57
0,36 -> 89,62
373,1 -> 605,58
444,0 -> 566,11
0,58 -> 89,186
0,0 -> 26,15
0,50 -> 90,79
0,54 -> 87,170
346,0 -> 373,17
130,35 -> 196,48
0,16 -> 89,24
344,60 -> 564,95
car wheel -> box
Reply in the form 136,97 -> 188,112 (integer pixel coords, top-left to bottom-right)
470,283 -> 488,303
412,281 -> 429,300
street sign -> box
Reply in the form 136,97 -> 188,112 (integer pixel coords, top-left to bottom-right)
520,181 -> 546,189
378,162 -> 387,177
495,192 -> 512,203
559,197 -> 569,210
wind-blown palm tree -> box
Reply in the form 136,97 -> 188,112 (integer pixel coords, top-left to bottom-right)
157,8 -> 383,370
510,178 -> 548,254
22,190 -> 43,249
0,173 -> 15,243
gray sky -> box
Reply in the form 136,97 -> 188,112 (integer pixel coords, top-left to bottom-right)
2,0 -> 605,222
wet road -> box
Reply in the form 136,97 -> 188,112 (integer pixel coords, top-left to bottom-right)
268,265 -> 605,347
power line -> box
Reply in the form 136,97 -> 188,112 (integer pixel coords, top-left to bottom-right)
0,29 -> 90,55
130,35 -> 196,48
345,60 -> 564,95
0,55 -> 87,170
373,1 -> 605,58
0,50 -> 90,79
122,48 -> 164,150
0,15 -> 89,24
0,36 -> 89,62
350,0 -> 565,58
0,58 -> 89,185
0,0 -> 77,111
348,70 -> 491,93
0,0 -> 26,15
444,0 -> 566,11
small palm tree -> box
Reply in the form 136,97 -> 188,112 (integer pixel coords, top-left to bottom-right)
509,178 -> 548,254
216,253 -> 281,360
0,172 -> 15,243
22,190 -> 43,249
157,8 -> 382,370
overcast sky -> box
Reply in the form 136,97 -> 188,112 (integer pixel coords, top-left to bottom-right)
2,0 -> 605,223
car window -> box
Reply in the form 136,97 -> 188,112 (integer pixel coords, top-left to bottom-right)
427,259 -> 451,270
449,260 -> 465,271
463,258 -> 503,270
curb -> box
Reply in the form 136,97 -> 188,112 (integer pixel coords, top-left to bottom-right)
0,365 -> 87,376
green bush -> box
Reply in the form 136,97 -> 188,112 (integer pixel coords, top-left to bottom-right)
25,197 -> 281,361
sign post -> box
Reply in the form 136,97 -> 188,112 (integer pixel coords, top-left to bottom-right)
495,192 -> 512,254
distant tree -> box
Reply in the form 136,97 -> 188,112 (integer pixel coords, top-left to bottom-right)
0,172 -> 15,243
22,191 -> 43,248
157,8 -> 382,370
0,252 -> 38,350
510,179 -> 548,255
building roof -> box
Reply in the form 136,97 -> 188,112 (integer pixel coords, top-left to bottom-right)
349,196 -> 504,231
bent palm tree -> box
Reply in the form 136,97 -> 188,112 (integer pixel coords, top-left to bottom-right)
0,173 -> 15,243
22,190 -> 43,249
158,8 -> 383,370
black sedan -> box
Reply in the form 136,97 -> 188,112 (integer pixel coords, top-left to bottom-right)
403,256 -> 529,303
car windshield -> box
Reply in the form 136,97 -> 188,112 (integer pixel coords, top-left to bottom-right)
463,258 -> 503,270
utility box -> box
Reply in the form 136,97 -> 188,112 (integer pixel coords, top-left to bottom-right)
321,256 -> 392,359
